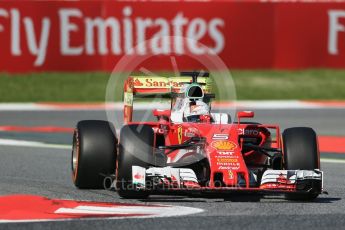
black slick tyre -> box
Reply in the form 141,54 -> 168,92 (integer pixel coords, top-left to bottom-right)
282,127 -> 320,200
72,120 -> 117,189
117,124 -> 154,199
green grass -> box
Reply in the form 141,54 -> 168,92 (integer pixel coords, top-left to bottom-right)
232,69 -> 345,100
0,72 -> 110,102
0,70 -> 345,102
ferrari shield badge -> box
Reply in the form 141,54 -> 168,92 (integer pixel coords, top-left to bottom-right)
178,126 -> 183,144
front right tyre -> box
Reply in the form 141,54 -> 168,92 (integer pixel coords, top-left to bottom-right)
116,124 -> 154,199
72,120 -> 117,189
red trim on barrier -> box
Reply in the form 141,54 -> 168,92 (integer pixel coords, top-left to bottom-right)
302,101 -> 345,107
318,136 -> 345,154
37,103 -> 113,110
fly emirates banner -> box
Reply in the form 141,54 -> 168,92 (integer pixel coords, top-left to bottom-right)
0,1 -> 345,72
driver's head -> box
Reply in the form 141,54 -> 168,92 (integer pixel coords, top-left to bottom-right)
184,99 -> 210,122
189,99 -> 196,107
180,83 -> 210,122
188,99 -> 209,115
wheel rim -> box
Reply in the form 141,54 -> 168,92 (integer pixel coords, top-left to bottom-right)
71,130 -> 79,180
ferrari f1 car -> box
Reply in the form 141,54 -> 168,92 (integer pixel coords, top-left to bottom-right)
71,72 -> 323,200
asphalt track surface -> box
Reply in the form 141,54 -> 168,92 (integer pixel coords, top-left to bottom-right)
0,108 -> 345,230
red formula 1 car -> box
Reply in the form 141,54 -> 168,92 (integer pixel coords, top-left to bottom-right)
71,72 -> 323,200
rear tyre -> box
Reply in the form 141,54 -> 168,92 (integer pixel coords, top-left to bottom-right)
282,127 -> 320,201
72,120 -> 117,189
117,124 -> 154,199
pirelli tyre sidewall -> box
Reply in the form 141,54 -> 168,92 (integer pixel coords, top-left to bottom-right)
116,124 -> 154,199
72,120 -> 117,189
282,127 -> 320,200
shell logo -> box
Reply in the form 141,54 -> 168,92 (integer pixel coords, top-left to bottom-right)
211,140 -> 237,151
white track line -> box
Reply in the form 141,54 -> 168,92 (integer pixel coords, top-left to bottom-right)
0,139 -> 70,150
55,205 -> 203,217
0,205 -> 203,223
320,158 -> 345,164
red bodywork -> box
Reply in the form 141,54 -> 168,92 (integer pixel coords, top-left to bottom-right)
128,115 -> 284,190
120,76 -> 302,192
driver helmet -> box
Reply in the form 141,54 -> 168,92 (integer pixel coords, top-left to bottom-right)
182,84 -> 210,122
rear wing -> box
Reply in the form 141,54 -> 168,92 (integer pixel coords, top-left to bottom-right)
123,73 -> 213,123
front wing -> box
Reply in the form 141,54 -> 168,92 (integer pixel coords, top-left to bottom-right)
131,166 -> 323,196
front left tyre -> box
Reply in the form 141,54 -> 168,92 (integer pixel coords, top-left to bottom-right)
72,120 -> 117,189
282,127 -> 320,200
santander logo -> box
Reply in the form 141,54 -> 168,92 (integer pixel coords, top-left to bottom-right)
0,6 -> 225,67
